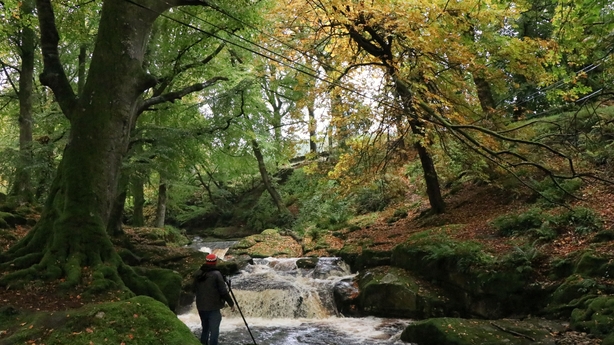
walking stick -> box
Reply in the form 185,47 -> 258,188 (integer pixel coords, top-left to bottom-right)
225,277 -> 258,345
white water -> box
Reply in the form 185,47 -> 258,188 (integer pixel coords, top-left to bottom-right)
178,253 -> 411,345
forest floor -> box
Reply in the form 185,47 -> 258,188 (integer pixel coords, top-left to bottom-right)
2,181 -> 614,315
340,181 -> 614,261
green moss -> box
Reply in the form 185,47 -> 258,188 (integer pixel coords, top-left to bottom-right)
0,296 -> 200,345
574,251 -> 610,276
133,267 -> 182,311
570,295 -> 614,337
358,266 -> 452,318
118,265 -> 167,306
401,317 -> 563,345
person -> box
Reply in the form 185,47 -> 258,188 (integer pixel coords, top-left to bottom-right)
193,253 -> 235,345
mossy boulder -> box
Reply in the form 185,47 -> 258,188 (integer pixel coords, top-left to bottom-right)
0,211 -> 27,228
357,266 -> 454,318
228,228 -> 302,258
545,274 -> 603,317
0,296 -> 200,345
570,295 -> 614,338
133,267 -> 183,312
401,317 -> 565,345
573,251 -> 612,277
337,243 -> 362,270
390,229 -> 546,318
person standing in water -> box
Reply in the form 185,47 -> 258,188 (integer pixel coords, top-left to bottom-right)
193,253 -> 235,345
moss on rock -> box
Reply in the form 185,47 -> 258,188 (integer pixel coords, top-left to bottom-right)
401,317 -> 565,345
0,296 -> 200,345
357,266 -> 454,318
133,267 -> 183,312
570,295 -> 614,337
228,229 -> 302,258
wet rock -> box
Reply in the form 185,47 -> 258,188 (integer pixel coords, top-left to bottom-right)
228,229 -> 303,258
312,257 -> 350,278
333,277 -> 359,316
357,266 -> 455,318
297,256 -> 319,269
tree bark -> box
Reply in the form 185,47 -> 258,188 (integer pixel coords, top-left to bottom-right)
10,0 -> 36,204
308,103 -> 318,154
107,172 -> 128,237
154,178 -> 167,228
131,175 -> 146,227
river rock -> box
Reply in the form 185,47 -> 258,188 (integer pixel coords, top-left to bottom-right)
400,317 -> 567,345
228,228 -> 303,258
357,266 -> 456,318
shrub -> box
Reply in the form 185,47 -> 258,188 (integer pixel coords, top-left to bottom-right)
532,177 -> 583,206
491,208 -> 547,237
353,176 -> 406,214
500,244 -> 544,274
555,207 -> 603,235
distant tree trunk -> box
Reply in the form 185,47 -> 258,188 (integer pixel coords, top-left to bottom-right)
473,76 -> 497,115
251,139 -> 288,214
154,177 -> 167,228
131,175 -> 145,227
396,79 -> 445,214
308,103 -> 317,154
10,0 -> 36,204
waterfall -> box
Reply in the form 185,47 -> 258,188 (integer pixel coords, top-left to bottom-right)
178,252 -> 411,345
226,257 -> 350,318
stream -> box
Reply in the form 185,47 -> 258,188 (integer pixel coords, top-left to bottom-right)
179,240 -> 411,345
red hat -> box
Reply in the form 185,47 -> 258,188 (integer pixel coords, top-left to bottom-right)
205,254 -> 218,265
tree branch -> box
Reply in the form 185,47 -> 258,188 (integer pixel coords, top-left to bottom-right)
138,76 -> 228,114
0,59 -> 19,96
35,0 -> 76,117
154,42 -> 226,97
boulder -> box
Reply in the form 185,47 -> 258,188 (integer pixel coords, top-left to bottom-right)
570,295 -> 614,338
401,317 -> 566,345
228,229 -> 302,258
357,266 -> 455,318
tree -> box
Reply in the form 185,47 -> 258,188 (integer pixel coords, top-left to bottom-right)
268,0 -> 612,213
0,0 -> 260,296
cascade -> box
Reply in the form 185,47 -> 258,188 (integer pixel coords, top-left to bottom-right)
179,243 -> 410,345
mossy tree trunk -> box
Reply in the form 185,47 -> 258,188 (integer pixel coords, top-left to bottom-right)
10,0 -> 36,204
0,0 -> 200,296
131,175 -> 146,227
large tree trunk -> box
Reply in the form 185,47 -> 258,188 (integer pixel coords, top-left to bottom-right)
10,0 -> 36,204
0,0 -> 171,300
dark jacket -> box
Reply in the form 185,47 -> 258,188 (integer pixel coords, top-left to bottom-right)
193,266 -> 234,311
